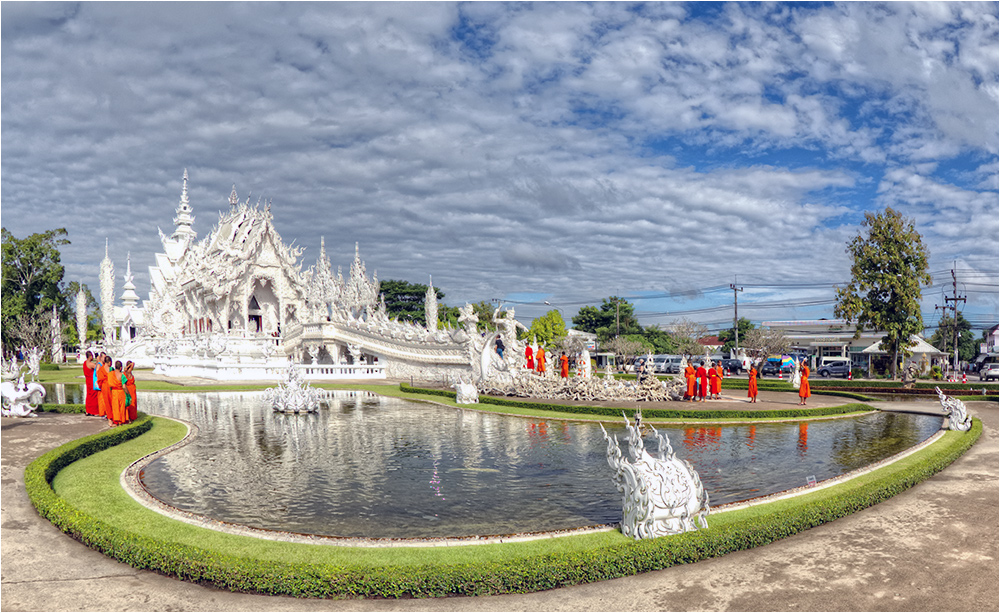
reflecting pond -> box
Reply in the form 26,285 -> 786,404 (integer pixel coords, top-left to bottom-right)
133,391 -> 943,538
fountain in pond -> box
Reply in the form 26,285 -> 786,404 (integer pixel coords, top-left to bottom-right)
601,412 -> 710,539
935,386 -> 972,431
264,362 -> 322,414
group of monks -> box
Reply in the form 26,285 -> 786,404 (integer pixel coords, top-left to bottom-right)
82,350 -> 137,426
744,361 -> 811,405
523,346 -> 572,379
683,361 -> 726,402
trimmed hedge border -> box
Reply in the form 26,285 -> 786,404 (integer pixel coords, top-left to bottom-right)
400,383 -> 874,420
25,413 -> 981,598
38,403 -> 86,413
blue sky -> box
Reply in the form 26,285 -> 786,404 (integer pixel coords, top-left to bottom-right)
2,2 -> 997,335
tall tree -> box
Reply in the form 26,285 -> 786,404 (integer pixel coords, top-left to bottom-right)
2,227 -> 70,350
717,317 -> 755,355
741,327 -> 791,370
571,296 -> 641,341
379,279 -> 444,326
667,317 -> 709,360
834,207 -> 931,379
930,313 -> 976,363
526,309 -> 567,346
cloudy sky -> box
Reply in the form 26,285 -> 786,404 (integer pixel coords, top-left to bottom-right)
2,2 -> 997,334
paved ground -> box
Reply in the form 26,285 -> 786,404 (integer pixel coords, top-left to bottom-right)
2,395 -> 997,612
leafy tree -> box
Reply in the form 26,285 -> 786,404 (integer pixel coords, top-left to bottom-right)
641,325 -> 678,354
741,327 -> 791,370
834,207 -> 931,379
527,309 -> 567,346
2,227 -> 70,350
604,336 -> 646,372
571,296 -> 641,342
667,317 -> 709,360
930,313 -> 977,363
471,301 -> 498,332
379,279 -> 444,326
437,305 -> 461,330
718,317 -> 755,355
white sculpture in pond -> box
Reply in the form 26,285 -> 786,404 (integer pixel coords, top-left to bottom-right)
264,362 -> 322,414
453,379 -> 479,405
1,377 -> 46,417
935,386 -> 972,431
600,412 -> 709,539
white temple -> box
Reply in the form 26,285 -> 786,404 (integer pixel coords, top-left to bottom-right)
96,171 -> 519,382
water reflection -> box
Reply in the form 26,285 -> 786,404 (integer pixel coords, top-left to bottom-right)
136,392 -> 943,538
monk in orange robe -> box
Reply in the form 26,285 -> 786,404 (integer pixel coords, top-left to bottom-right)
798,364 -> 811,405
108,360 -> 127,426
684,363 -> 696,401
747,365 -> 758,403
708,364 -> 721,399
124,361 -> 138,422
696,362 -> 708,402
525,345 -> 534,370
714,363 -> 725,399
559,352 -> 569,378
536,347 -> 546,375
96,356 -> 110,419
83,351 -> 100,416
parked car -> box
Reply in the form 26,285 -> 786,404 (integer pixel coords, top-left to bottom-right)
980,363 -> 999,382
818,359 -> 852,378
662,356 -> 685,374
759,362 -> 784,376
718,358 -> 743,374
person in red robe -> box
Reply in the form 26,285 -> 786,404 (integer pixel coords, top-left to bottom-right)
747,365 -> 758,403
684,362 -> 696,401
525,345 -> 534,371
536,347 -> 546,375
696,362 -> 708,402
559,352 -> 569,378
96,355 -> 110,419
798,364 -> 811,405
708,364 -> 720,400
124,361 -> 137,422
108,360 -> 127,426
83,351 -> 100,416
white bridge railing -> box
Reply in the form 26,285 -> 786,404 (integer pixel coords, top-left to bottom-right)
301,364 -> 385,379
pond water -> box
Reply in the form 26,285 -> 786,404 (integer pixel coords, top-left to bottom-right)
132,391 -> 943,539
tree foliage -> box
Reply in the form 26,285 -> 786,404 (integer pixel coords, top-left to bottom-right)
2,227 -> 71,350
526,309 -> 567,346
666,317 -> 709,360
571,296 -> 641,341
717,317 -> 755,355
379,279 -> 444,326
741,327 -> 791,370
834,208 -> 931,379
930,313 -> 977,363
604,336 -> 646,372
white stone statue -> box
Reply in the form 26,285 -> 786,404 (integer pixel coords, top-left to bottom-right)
50,306 -> 64,363
453,379 -> 479,405
76,287 -> 88,350
600,412 -> 709,539
264,362 -> 322,414
935,386 -> 972,431
1,376 -> 46,417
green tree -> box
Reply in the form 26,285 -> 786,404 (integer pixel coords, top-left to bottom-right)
718,317 -> 755,355
667,317 -> 709,360
2,227 -> 70,350
527,309 -> 567,346
379,279 -> 444,326
930,313 -> 976,363
471,301 -> 498,332
642,325 -> 678,354
572,296 -> 641,342
834,207 -> 931,379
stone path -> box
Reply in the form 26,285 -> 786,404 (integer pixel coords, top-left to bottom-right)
1,398 -> 996,611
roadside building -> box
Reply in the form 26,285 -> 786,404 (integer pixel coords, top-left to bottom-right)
762,320 -> 884,371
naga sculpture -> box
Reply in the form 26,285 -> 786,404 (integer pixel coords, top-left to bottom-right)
600,412 -> 709,539
453,379 -> 479,405
264,362 -> 322,414
1,350 -> 46,418
935,386 -> 972,431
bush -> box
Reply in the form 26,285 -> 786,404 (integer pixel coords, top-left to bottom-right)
40,363 -> 61,371
38,403 -> 85,413
25,413 -> 981,598
930,366 -> 943,381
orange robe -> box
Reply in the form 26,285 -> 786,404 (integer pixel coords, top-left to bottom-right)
536,348 -> 546,374
696,366 -> 708,399
125,372 -> 137,422
685,365 -> 696,398
559,355 -> 569,378
799,366 -> 811,399
107,369 -> 127,425
83,361 -> 100,415
96,365 -> 110,418
525,346 -> 534,370
747,368 -> 758,398
709,366 -> 722,396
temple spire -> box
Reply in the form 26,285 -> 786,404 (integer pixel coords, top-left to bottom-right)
120,252 -> 140,309
171,169 -> 197,243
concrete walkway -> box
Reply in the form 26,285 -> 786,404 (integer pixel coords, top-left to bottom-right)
1,399 -> 997,611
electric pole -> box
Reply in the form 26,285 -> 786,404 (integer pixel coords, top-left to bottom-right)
944,266 -> 966,371
730,282 -> 743,357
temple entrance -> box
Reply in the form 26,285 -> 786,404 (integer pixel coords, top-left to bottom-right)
248,279 -> 280,335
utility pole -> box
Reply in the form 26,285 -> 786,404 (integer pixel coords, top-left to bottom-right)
615,297 -> 620,338
730,281 -> 743,357
944,266 -> 966,372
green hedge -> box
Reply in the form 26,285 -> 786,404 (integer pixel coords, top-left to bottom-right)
40,363 -> 62,371
400,383 -> 873,420
25,413 -> 981,598
38,403 -> 86,413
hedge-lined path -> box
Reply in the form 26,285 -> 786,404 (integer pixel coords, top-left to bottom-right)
2,401 -> 996,611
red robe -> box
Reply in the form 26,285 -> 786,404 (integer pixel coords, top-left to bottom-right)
799,366 -> 811,399
709,366 -> 721,396
125,371 -> 137,422
559,355 -> 569,378
696,366 -> 708,399
747,368 -> 758,399
525,346 -> 534,370
83,360 -> 100,415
